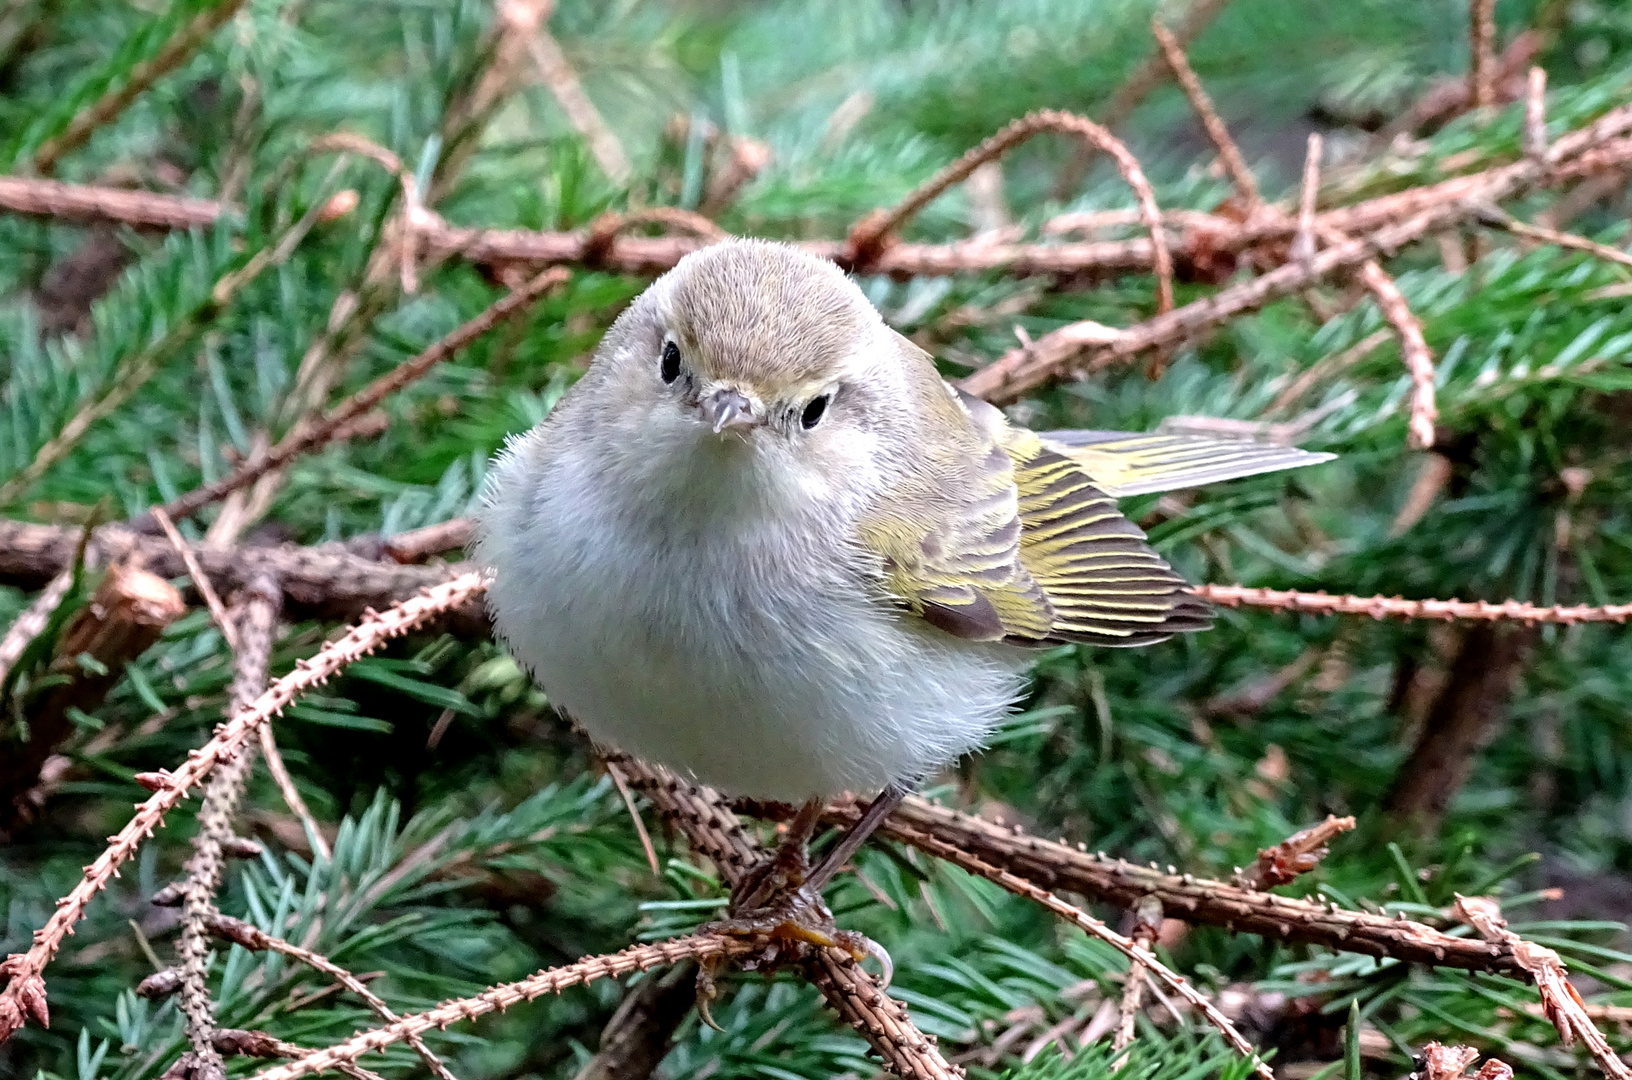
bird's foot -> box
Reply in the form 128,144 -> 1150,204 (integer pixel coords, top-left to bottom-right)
693,880 -> 892,1030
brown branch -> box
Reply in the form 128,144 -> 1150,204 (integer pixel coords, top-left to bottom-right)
1357,259 -> 1438,450
204,914 -> 457,1080
1526,67 -> 1550,161
155,266 -> 569,526
172,576 -> 279,1078
1053,0 -> 1237,197
1292,134 -> 1323,265
240,936 -> 759,1080
1453,896 -> 1632,1080
0,176 -> 226,228
845,110 -> 1174,314
1480,208 -> 1632,271
213,1029 -> 388,1080
0,565 -> 75,693
1235,815 -> 1356,889
0,518 -> 461,623
570,963 -> 697,1080
1150,18 -> 1259,208
256,726 -> 330,862
798,796 -> 1525,975
527,18 -> 631,185
30,0 -> 249,175
1194,585 -> 1632,623
0,572 -> 488,1043
151,507 -> 238,653
1470,0 -> 1498,111
609,754 -> 962,1079
1112,896 -> 1163,1057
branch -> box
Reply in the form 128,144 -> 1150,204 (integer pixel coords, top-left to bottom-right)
30,0 -> 249,175
1469,0 -> 1497,111
204,914 -> 457,1080
0,572 -> 488,1043
172,576 -> 280,1078
1453,896 -> 1632,1080
1194,585 -> 1632,624
1357,259 -> 1439,449
1150,18 -> 1259,207
845,110 -> 1173,314
1235,815 -> 1355,889
240,936 -> 759,1080
154,266 -> 570,526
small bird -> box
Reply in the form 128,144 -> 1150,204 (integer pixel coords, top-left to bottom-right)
475,239 -> 1330,953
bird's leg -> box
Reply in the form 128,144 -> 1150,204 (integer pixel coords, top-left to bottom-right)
806,783 -> 909,893
730,797 -> 824,913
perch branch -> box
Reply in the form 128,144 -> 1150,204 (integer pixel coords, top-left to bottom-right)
0,572 -> 488,1043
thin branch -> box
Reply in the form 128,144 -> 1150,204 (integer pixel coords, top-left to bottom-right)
30,0 -> 250,174
1194,585 -> 1632,624
606,761 -> 661,876
1479,207 -> 1632,271
845,110 -> 1174,314
1357,259 -> 1438,450
213,1030 -> 389,1080
1525,67 -> 1549,160
256,726 -> 330,862
1453,896 -> 1632,1080
0,572 -> 489,1043
172,576 -> 280,1077
1234,815 -> 1355,890
0,175 -> 226,228
1150,18 -> 1259,208
241,936 -> 758,1080
1292,134 -> 1323,265
204,914 -> 457,1080
527,26 -> 632,185
1112,896 -> 1163,1057
150,507 -> 238,653
0,566 -> 74,693
155,266 -> 570,526
1470,0 -> 1497,111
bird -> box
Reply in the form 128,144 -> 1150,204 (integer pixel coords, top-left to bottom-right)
474,238 -> 1332,965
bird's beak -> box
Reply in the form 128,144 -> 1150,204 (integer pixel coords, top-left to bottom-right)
698,387 -> 759,434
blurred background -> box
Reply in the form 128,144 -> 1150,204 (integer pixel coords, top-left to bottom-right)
4,1 -> 1632,1078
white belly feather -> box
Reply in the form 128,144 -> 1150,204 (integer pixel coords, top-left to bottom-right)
475,425 -> 1028,802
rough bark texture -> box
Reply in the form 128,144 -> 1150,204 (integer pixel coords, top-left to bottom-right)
571,963 -> 698,1080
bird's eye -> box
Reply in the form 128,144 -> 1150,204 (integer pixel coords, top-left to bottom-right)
660,341 -> 681,384
801,394 -> 830,429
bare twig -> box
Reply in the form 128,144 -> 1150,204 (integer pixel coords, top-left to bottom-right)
0,573 -> 488,1043
30,0 -> 250,174
606,761 -> 661,876
0,566 -> 75,693
1234,815 -> 1356,890
1525,67 -> 1549,160
155,267 -> 570,526
172,576 -> 280,1078
204,914 -> 457,1080
241,936 -> 759,1080
1470,0 -> 1497,111
256,726 -> 330,862
1480,207 -> 1632,271
1193,585 -> 1632,624
1453,896 -> 1632,1080
151,507 -> 238,653
0,176 -> 226,228
1151,19 -> 1259,207
845,110 -> 1174,314
1112,896 -> 1163,1058
528,21 -> 631,185
1292,134 -> 1323,265
1357,259 -> 1438,449
213,1029 -> 388,1080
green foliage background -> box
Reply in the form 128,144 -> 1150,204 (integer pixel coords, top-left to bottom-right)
3,1 -> 1632,1078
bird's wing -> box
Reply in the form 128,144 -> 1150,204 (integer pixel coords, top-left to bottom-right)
857,435 -> 1056,643
1041,429 -> 1335,497
1004,426 -> 1213,646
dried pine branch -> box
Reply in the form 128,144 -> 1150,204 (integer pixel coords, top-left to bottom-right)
1194,585 -> 1632,624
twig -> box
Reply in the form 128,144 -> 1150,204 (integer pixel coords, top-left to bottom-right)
155,266 -> 570,526
610,754 -> 962,1079
1112,896 -> 1163,1058
1479,208 -> 1632,271
1194,585 -> 1632,624
1292,134 -> 1323,265
172,575 -> 280,1078
256,726 -> 330,862
845,110 -> 1174,314
606,761 -> 661,876
890,819 -> 1273,1080
241,936 -> 758,1080
1150,18 -> 1259,208
0,518 -> 462,623
1453,896 -> 1632,1080
1525,67 -> 1549,161
30,0 -> 250,174
0,176 -> 226,228
150,507 -> 238,653
799,796 -> 1524,975
205,914 -> 457,1080
528,24 -> 632,185
1234,815 -> 1356,889
1357,259 -> 1438,450
0,566 -> 74,693
1052,0 -> 1237,197
570,963 -> 697,1080
213,1029 -> 389,1080
1470,0 -> 1497,111
1263,328 -> 1389,416
0,572 -> 488,1043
